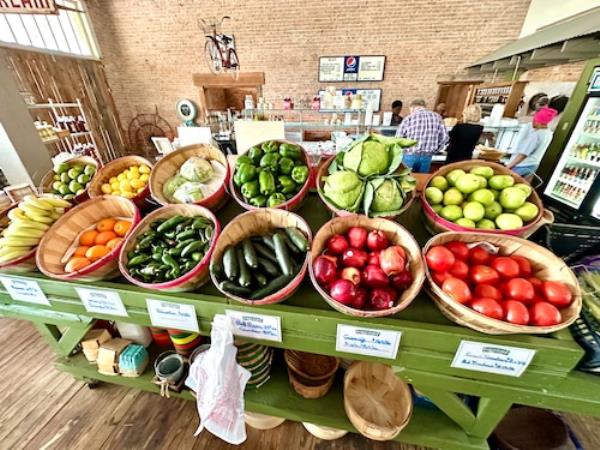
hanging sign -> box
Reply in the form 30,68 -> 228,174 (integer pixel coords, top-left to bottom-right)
146,299 -> 199,333
76,288 -> 128,317
225,310 -> 282,342
336,324 -> 401,359
0,276 -> 50,305
451,340 -> 536,377
319,55 -> 385,82
0,0 -> 57,14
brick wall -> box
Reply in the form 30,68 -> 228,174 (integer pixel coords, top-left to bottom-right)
87,0 -> 533,137
522,62 -> 586,82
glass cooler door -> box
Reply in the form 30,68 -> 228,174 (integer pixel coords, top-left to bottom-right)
544,97 -> 600,209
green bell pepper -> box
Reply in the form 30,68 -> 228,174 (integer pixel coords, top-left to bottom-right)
267,193 -> 286,207
233,170 -> 243,187
278,157 -> 294,175
241,180 -> 260,199
259,170 -> 276,195
261,140 -> 279,153
236,155 -> 253,167
259,152 -> 280,171
249,195 -> 267,207
291,165 -> 309,185
278,175 -> 296,194
279,143 -> 302,160
248,146 -> 263,165
237,163 -> 258,184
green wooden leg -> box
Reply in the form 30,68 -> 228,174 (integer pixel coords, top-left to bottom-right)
467,397 -> 513,438
32,321 -> 94,357
414,385 -> 476,431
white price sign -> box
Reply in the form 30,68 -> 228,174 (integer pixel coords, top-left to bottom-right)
76,288 -> 128,317
336,324 -> 401,360
146,299 -> 199,333
225,309 -> 282,342
451,340 -> 536,377
0,276 -> 50,305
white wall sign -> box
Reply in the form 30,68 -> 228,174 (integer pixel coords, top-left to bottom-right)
0,276 -> 50,305
358,56 -> 386,81
225,309 -> 282,342
318,56 -> 345,82
76,288 -> 128,317
319,55 -> 385,82
336,324 -> 401,359
451,340 -> 536,377
146,299 -> 199,333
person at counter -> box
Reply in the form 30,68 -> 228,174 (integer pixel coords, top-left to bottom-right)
396,99 -> 449,173
391,100 -> 404,126
506,106 -> 557,178
445,105 -> 484,164
435,103 -> 447,118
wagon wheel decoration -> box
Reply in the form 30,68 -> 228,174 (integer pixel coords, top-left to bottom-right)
127,108 -> 174,159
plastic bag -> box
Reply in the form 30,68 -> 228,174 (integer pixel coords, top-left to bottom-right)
190,314 -> 251,444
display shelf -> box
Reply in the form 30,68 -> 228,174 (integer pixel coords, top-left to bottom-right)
42,131 -> 92,145
567,156 -> 600,169
27,102 -> 80,109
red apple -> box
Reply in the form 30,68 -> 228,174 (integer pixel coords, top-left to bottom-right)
362,264 -> 389,288
341,248 -> 368,268
313,255 -> 337,285
390,271 -> 412,290
329,279 -> 357,305
367,230 -> 389,251
347,227 -> 368,249
379,246 -> 407,276
367,251 -> 380,267
341,267 -> 361,286
369,287 -> 397,310
327,234 -> 349,255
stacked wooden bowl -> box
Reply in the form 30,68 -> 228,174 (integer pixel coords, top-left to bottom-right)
284,349 -> 339,399
236,341 -> 274,388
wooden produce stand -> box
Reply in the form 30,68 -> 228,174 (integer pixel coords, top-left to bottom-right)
1,196 -> 600,450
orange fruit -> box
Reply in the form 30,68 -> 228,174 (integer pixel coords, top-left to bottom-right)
95,230 -> 117,245
79,230 -> 99,246
65,257 -> 91,273
85,245 -> 110,261
106,237 -> 123,250
74,246 -> 89,257
114,220 -> 132,237
97,218 -> 117,232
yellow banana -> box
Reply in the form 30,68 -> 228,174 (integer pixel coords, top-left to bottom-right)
53,207 -> 65,215
8,217 -> 49,231
22,211 -> 53,224
8,208 -> 28,222
19,202 -> 52,218
23,196 -> 54,211
0,248 -> 33,263
41,197 -> 71,208
0,237 -> 40,247
4,225 -> 46,239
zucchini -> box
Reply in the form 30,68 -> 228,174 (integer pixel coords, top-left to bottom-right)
223,246 -> 238,281
237,245 -> 251,287
220,281 -> 251,296
242,238 -> 258,268
210,259 -> 224,278
253,271 -> 268,286
285,227 -> 308,252
273,231 -> 293,276
249,274 -> 293,300
261,234 -> 275,250
257,257 -> 279,277
253,241 -> 277,263
282,232 -> 302,254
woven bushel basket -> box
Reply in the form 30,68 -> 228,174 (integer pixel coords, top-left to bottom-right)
423,231 -> 582,334
40,155 -> 100,204
309,215 -> 425,317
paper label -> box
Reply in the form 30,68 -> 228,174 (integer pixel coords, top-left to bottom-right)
146,299 -> 199,333
451,340 -> 536,377
0,276 -> 50,305
336,324 -> 401,359
76,288 -> 128,317
225,309 -> 282,342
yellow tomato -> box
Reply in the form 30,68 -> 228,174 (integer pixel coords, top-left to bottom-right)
119,180 -> 132,192
139,165 -> 150,174
137,187 -> 145,193
129,165 -> 139,174
109,176 -> 118,184
121,191 -> 135,199
140,173 -> 149,182
112,190 -> 121,196
111,181 -> 120,191
117,173 -> 127,182
101,183 -> 112,194
130,179 -> 144,189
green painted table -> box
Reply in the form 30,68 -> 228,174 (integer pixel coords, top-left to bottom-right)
1,194 -> 599,450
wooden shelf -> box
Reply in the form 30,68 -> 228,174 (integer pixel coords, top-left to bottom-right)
42,131 -> 91,145
27,102 -> 80,109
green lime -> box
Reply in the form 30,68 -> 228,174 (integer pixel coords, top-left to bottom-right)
67,167 -> 82,180
54,162 -> 69,174
77,174 -> 90,185
84,165 -> 96,176
68,181 -> 83,193
52,181 -> 62,191
54,174 -> 60,181
60,172 -> 70,183
58,183 -> 70,195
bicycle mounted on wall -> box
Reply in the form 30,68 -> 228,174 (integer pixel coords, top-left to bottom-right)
200,16 -> 240,79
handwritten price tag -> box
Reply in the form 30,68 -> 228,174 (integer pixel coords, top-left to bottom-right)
76,288 -> 128,317
336,324 -> 401,359
451,340 -> 536,377
225,310 -> 282,342
0,276 -> 50,305
146,299 -> 199,333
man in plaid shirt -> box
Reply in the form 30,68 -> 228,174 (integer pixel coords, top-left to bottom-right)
396,99 -> 449,173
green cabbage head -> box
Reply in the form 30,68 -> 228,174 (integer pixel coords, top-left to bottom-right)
323,170 -> 364,210
371,179 -> 404,212
343,139 -> 389,177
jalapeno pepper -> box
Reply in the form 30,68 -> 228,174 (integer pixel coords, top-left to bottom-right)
278,175 -> 296,194
248,146 -> 263,165
291,165 -> 309,185
278,157 -> 294,175
236,163 -> 258,184
241,180 -> 260,199
249,195 -> 267,207
259,152 -> 280,171
236,155 -> 253,167
279,143 -> 302,160
267,193 -> 286,207
259,170 -> 276,195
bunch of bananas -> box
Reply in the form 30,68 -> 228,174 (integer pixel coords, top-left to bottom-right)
0,195 -> 71,263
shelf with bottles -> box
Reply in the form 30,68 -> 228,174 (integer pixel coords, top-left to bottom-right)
470,81 -> 527,118
550,181 -> 587,206
569,143 -> 600,164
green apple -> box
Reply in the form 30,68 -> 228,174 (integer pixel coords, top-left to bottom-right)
58,183 -> 70,195
425,187 -> 444,205
430,176 -> 449,191
77,174 -> 90,185
443,188 -> 464,206
447,169 -> 466,186
489,174 -> 515,190
432,204 -> 443,214
477,218 -> 496,229
60,172 -> 70,184
499,187 -> 527,210
440,205 -> 463,221
475,175 -> 487,189
84,165 -> 96,176
491,189 -> 500,200
68,181 -> 82,193
470,189 -> 495,206
455,174 -> 481,194
67,167 -> 82,180
515,202 -> 539,222
52,181 -> 62,191
514,183 -> 532,197
470,166 -> 494,179
495,213 -> 524,230
53,162 -> 69,174
456,218 -> 476,228
485,201 -> 503,220
463,201 -> 485,222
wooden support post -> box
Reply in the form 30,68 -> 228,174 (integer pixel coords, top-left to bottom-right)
467,397 -> 513,438
32,320 -> 94,357
413,385 -> 477,431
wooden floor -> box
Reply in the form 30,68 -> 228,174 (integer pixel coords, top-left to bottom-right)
1,317 -> 599,450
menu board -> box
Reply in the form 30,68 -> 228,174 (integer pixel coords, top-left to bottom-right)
319,55 -> 385,82
318,88 -> 382,112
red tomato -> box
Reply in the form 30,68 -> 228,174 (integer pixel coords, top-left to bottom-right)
529,277 -> 544,293
445,241 -> 469,261
491,257 -> 520,279
542,281 -> 573,308
511,255 -> 533,277
474,284 -> 503,301
426,246 -> 456,273
504,300 -> 530,325
470,265 -> 500,285
432,271 -> 451,285
530,302 -> 562,326
442,277 -> 472,304
532,294 -> 546,304
469,246 -> 490,265
449,260 -> 469,279
504,278 -> 535,303
470,298 -> 504,320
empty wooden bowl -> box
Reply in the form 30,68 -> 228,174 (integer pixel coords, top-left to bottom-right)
288,367 -> 335,399
40,155 -> 100,204
284,350 -> 339,382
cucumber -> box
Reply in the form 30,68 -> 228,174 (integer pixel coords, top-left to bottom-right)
237,245 -> 251,287
282,232 -> 302,254
257,257 -> 279,277
253,271 -> 268,287
285,227 -> 308,252
220,281 -> 251,296
242,238 -> 258,268
157,216 -> 186,233
223,246 -> 238,281
210,259 -> 224,278
253,242 -> 277,263
250,274 -> 293,300
273,231 -> 294,276
262,234 -> 275,250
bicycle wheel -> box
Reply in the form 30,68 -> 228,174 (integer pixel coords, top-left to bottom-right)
227,48 -> 240,80
204,38 -> 224,74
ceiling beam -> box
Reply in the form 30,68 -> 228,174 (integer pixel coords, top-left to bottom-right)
561,37 -> 600,54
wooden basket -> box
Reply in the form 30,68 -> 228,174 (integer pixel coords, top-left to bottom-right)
244,411 -> 285,430
316,156 -> 415,218
423,232 -> 582,334
149,144 -> 230,210
209,208 -> 312,305
302,422 -> 348,440
309,215 -> 425,317
420,160 -> 552,238
0,203 -> 37,273
40,156 -> 100,204
229,140 -> 311,212
36,195 -> 140,282
287,367 -> 335,399
119,204 -> 220,292
88,155 -> 153,208
284,350 -> 339,382
344,362 -> 412,441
